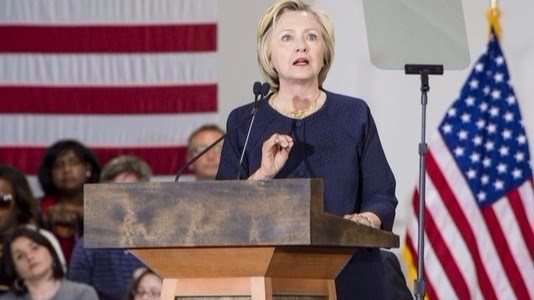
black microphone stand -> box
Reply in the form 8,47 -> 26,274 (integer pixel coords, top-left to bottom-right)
404,64 -> 443,300
174,82 -> 266,182
236,82 -> 270,179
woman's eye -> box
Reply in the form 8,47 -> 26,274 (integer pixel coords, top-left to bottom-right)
307,33 -> 318,41
281,34 -> 292,41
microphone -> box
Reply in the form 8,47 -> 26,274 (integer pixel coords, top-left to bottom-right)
253,81 -> 262,98
174,82 -> 269,182
236,82 -> 270,179
260,82 -> 270,98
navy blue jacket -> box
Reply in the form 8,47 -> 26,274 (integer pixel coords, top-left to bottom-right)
217,90 -> 398,299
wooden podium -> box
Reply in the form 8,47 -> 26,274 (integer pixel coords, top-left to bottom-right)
84,179 -> 399,300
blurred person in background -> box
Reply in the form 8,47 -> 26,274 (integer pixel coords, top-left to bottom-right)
186,124 -> 225,181
98,155 -> 152,184
0,165 -> 40,248
37,140 -> 101,263
125,268 -> 162,300
0,165 -> 40,293
0,226 -> 97,300
69,155 -> 151,300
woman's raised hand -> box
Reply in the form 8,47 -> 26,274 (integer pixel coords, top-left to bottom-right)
250,133 -> 294,180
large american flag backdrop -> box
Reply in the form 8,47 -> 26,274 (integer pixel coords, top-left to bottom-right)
0,0 -> 219,191
403,31 -> 534,299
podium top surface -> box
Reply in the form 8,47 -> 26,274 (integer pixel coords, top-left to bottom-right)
84,179 -> 399,249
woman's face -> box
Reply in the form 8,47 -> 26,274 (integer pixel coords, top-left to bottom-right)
134,273 -> 162,300
51,150 -> 90,194
11,236 -> 54,282
0,178 -> 14,226
269,10 -> 325,87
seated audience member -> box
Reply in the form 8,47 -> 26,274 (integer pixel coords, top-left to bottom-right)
126,268 -> 162,300
98,155 -> 152,184
0,165 -> 40,292
0,226 -> 98,300
37,140 -> 101,263
0,165 -> 40,249
69,155 -> 150,300
186,124 -> 225,180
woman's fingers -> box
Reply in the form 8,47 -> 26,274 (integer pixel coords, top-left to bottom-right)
266,134 -> 293,151
274,134 -> 293,148
253,133 -> 294,179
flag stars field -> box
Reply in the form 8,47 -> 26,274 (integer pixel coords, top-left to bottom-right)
405,28 -> 533,300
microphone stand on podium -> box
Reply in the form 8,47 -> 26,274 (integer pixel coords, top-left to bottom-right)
405,64 -> 443,300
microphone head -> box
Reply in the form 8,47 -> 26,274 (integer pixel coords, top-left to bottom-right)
253,81 -> 262,96
261,82 -> 271,96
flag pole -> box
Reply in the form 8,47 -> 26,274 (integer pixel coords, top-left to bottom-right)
487,0 -> 502,38
404,64 -> 444,300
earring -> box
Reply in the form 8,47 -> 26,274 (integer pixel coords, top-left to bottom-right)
86,171 -> 91,178
14,277 -> 25,291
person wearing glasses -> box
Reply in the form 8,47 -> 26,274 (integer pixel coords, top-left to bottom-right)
0,165 -> 39,244
0,165 -> 40,293
186,124 -> 225,181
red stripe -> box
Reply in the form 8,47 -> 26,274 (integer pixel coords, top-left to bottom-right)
412,189 -> 471,299
426,151 -> 498,300
0,85 -> 217,114
481,206 -> 530,299
0,24 -> 216,53
508,183 -> 534,260
406,235 -> 437,300
0,146 -> 187,176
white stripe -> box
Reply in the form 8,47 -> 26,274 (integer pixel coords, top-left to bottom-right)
519,182 -> 534,229
431,133 -> 515,299
406,215 -> 458,299
0,113 -> 219,146
424,176 -> 483,300
494,190 -> 534,298
0,0 -> 217,24
0,53 -> 217,85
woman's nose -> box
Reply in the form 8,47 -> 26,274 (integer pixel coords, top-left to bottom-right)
295,38 -> 308,52
26,253 -> 35,262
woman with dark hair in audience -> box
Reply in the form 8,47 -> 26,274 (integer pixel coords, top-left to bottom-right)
0,164 -> 40,244
0,165 -> 40,293
37,139 -> 101,263
0,226 -> 98,300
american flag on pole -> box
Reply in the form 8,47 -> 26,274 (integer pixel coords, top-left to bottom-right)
403,29 -> 534,299
0,0 -> 219,192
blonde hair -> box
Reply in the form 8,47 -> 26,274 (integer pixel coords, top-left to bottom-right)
257,0 -> 335,92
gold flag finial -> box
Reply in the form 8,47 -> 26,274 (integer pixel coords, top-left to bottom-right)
487,0 -> 502,38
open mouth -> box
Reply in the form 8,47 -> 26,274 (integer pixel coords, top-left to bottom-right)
293,58 -> 309,66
